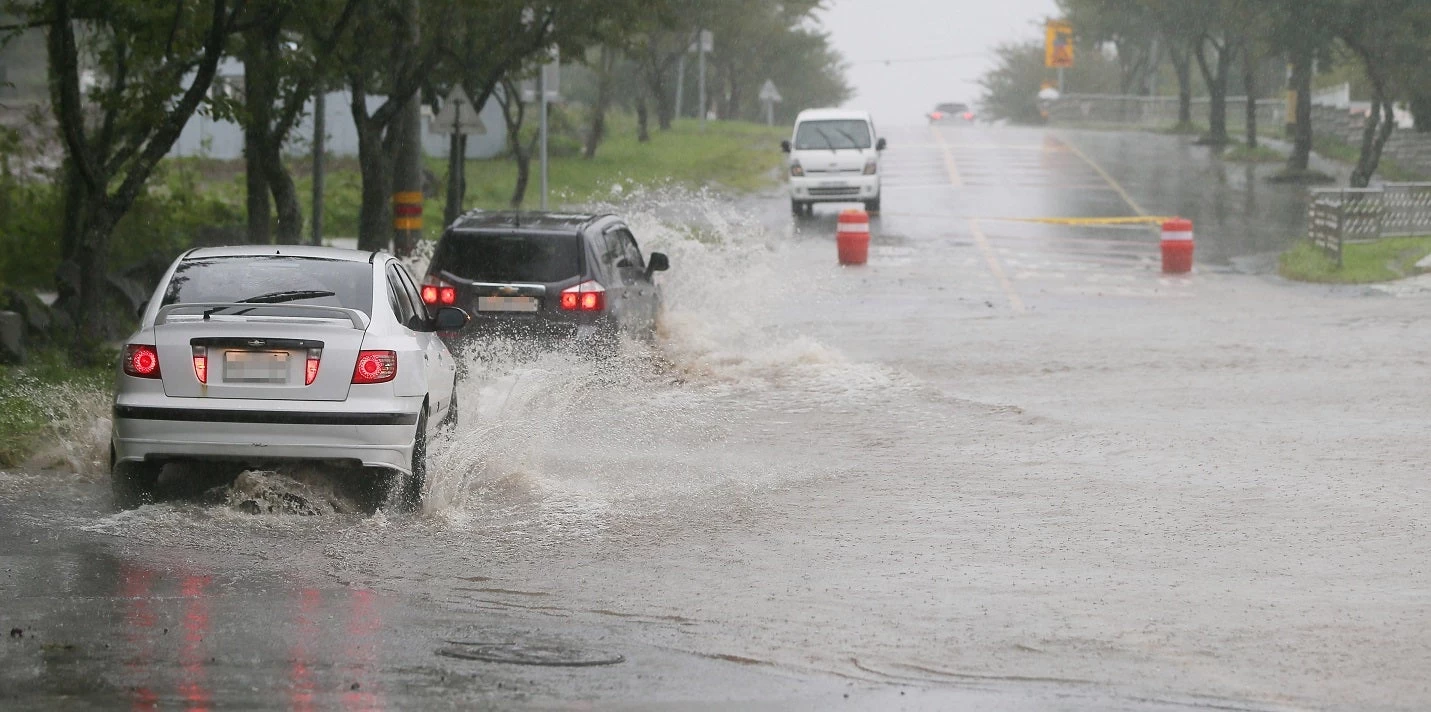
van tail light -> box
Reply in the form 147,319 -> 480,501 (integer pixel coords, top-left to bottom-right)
421,275 -> 456,305
352,350 -> 397,384
124,344 -> 161,378
559,280 -> 606,312
191,346 -> 207,384
305,348 -> 322,385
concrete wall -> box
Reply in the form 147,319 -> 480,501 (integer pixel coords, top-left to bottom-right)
1048,94 -> 1287,132
171,90 -> 510,161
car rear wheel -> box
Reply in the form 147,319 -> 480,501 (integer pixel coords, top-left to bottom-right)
112,452 -> 161,509
392,408 -> 429,512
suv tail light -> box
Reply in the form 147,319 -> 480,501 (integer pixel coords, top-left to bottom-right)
559,281 -> 606,312
420,275 -> 456,306
124,344 -> 161,378
352,350 -> 397,384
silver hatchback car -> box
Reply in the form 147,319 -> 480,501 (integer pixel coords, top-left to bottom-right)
109,246 -> 470,509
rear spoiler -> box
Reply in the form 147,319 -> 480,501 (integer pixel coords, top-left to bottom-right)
155,303 -> 369,330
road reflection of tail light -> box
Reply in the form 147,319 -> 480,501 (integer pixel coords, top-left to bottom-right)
420,276 -> 456,305
305,348 -> 322,386
560,280 -> 606,312
124,344 -> 161,378
352,350 -> 397,384
191,346 -> 207,384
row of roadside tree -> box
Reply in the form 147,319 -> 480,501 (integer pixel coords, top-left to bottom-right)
982,1 -> 1431,188
0,0 -> 849,361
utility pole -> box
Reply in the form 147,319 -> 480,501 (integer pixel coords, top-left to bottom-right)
538,63 -> 549,210
310,88 -> 325,246
391,0 -> 423,256
675,53 -> 686,120
698,29 -> 710,130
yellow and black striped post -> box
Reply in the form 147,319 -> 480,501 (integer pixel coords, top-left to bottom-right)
393,191 -> 423,254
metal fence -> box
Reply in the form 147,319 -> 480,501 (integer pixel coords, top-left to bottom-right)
1047,94 -> 1286,131
1308,183 -> 1431,265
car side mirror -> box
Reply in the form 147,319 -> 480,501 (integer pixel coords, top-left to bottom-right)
433,306 -> 470,331
646,252 -> 669,275
780,140 -> 791,153
876,138 -> 887,151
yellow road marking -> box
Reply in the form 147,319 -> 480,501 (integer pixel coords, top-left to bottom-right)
929,126 -> 964,188
969,219 -> 1026,314
1054,136 -> 1149,217
998,216 -> 1175,226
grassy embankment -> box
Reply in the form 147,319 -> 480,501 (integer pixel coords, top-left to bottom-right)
1279,236 -> 1431,283
176,116 -> 788,242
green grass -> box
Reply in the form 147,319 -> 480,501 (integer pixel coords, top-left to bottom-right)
1221,143 -> 1285,163
177,117 -> 788,242
0,349 -> 113,468
1278,236 -> 1431,284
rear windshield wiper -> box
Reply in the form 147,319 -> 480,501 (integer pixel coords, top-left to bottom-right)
236,290 -> 336,304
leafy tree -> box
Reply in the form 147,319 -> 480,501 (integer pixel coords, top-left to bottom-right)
21,0 -> 244,358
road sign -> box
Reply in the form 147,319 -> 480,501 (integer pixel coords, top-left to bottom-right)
699,30 -> 714,53
1045,20 -> 1074,69
759,79 -> 782,104
430,86 -> 486,135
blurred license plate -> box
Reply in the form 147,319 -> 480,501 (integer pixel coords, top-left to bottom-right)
223,350 -> 288,383
819,181 -> 846,187
477,296 -> 539,313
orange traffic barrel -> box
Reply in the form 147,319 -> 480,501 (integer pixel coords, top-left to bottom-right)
837,209 -> 871,266
1161,218 -> 1194,274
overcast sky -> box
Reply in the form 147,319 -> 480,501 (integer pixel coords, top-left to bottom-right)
817,0 -> 1058,127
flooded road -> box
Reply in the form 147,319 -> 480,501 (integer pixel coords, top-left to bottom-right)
4,126 -> 1429,710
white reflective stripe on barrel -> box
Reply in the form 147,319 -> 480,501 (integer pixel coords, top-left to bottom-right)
837,222 -> 870,233
1161,230 -> 1194,241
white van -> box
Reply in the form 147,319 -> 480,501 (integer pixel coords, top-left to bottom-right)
781,109 -> 886,216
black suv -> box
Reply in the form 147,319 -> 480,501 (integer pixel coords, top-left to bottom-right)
421,211 -> 669,348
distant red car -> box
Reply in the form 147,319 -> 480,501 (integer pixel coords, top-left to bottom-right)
929,102 -> 975,125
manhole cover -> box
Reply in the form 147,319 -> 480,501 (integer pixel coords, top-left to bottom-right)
436,641 -> 624,667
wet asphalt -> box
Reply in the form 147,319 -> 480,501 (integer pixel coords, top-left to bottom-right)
3,125 -> 1428,711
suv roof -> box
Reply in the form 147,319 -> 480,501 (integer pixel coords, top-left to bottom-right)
449,211 -> 611,234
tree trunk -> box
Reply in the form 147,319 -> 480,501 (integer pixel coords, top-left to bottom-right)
637,94 -> 650,143
242,27 -> 277,244
1352,97 -> 1396,188
511,141 -> 532,208
265,149 -> 303,244
1244,51 -> 1258,149
1169,41 -> 1193,127
585,46 -> 614,160
354,117 -> 392,252
1287,47 -> 1313,174
72,202 -> 120,361
1193,38 -> 1234,145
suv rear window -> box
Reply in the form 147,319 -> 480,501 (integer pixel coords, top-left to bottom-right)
794,120 -> 872,150
432,232 -> 582,284
161,256 -> 374,315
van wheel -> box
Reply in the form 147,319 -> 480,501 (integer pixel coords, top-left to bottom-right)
864,197 -> 881,214
790,199 -> 805,216
112,456 -> 161,509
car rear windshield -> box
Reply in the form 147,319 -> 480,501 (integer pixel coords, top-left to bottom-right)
160,256 -> 374,315
794,119 -> 872,150
937,103 -> 968,113
432,232 -> 582,284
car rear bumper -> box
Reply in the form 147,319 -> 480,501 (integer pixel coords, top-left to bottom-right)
110,395 -> 423,474
789,175 -> 880,203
